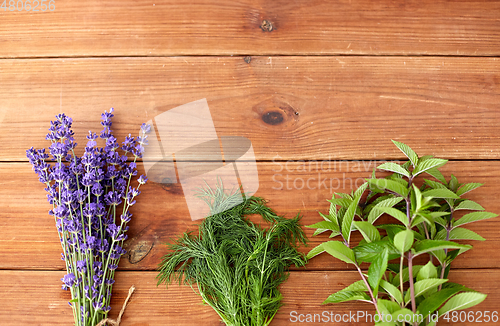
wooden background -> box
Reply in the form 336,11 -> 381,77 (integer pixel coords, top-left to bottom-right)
0,0 -> 499,325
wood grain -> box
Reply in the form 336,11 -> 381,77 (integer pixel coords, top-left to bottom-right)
0,270 -> 498,325
1,0 -> 500,58
1,57 -> 499,161
2,161 -> 499,271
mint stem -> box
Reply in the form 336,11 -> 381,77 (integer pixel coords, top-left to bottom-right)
355,264 -> 382,321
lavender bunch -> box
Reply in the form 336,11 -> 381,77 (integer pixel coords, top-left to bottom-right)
26,109 -> 150,326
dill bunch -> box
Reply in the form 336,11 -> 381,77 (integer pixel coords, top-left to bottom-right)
157,187 -> 307,326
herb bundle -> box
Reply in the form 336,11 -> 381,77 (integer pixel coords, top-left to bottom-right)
157,186 -> 307,326
307,141 -> 497,326
26,109 -> 150,326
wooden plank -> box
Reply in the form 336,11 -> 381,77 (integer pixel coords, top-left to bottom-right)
0,269 -> 498,325
1,0 -> 500,57
1,161 -> 499,270
1,57 -> 500,161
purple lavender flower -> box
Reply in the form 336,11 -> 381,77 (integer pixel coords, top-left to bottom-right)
86,131 -> 99,148
84,285 -> 90,299
123,162 -> 138,177
97,239 -> 109,253
61,273 -> 77,290
114,179 -> 127,197
61,189 -> 74,206
76,260 -> 87,274
75,189 -> 86,204
120,212 -> 132,223
137,174 -> 148,185
53,205 -> 69,219
27,110 -> 149,325
106,224 -> 120,240
91,183 -> 104,197
105,191 -> 122,206
93,261 -> 103,271
126,187 -> 140,206
140,123 -> 151,134
100,108 -> 114,139
121,134 -> 136,153
93,275 -> 103,286
46,113 -> 75,142
92,300 -> 103,311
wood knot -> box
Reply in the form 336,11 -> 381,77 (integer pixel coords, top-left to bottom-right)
161,182 -> 183,195
160,177 -> 175,184
128,240 -> 154,264
262,111 -> 284,125
244,56 -> 252,64
260,20 -> 273,32
252,97 -> 300,129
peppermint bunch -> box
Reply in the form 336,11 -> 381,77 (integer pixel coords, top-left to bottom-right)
26,109 -> 150,326
307,141 -> 497,326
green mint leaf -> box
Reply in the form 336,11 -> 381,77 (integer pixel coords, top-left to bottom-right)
319,211 -> 337,223
438,292 -> 487,317
341,192 -> 363,244
328,198 -> 338,220
368,248 -> 389,297
392,265 -> 424,286
393,229 -> 414,253
456,182 -> 483,196
312,228 -> 330,236
367,197 -> 404,224
453,211 -> 498,228
417,287 -> 463,320
413,158 -> 447,177
424,179 -> 448,190
354,241 -> 399,264
353,221 -> 381,243
334,280 -> 369,293
367,178 -> 409,197
380,279 -> 403,304
391,140 -> 419,167
328,197 -> 353,209
454,200 -> 485,211
405,278 -> 448,304
422,188 -> 460,199
413,240 -> 471,257
374,206 -> 409,226
354,182 -> 369,198
449,174 -> 459,192
436,227 -> 485,241
425,167 -> 447,184
377,162 -> 411,178
431,249 -> 447,264
306,220 -> 339,232
306,243 -> 325,260
378,298 -> 402,315
322,291 -> 371,304
322,241 -> 356,264
417,261 -> 438,281
411,214 -> 432,228
412,184 -> 423,212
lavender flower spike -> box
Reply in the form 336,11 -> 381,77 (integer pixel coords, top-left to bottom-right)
27,110 -> 149,326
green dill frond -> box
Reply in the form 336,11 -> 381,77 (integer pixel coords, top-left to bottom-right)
157,182 -> 308,326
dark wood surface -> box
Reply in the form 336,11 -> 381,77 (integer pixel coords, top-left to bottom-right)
1,0 -> 500,57
1,161 -> 499,271
1,270 -> 499,325
1,57 -> 499,162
